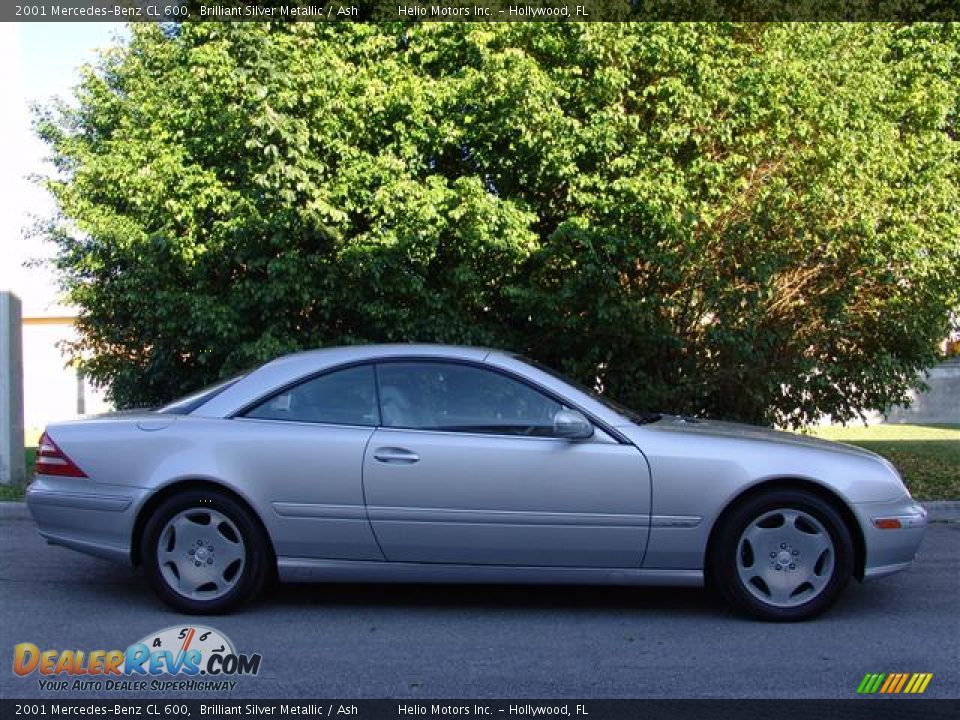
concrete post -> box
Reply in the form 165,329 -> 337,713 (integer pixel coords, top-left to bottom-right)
0,291 -> 25,485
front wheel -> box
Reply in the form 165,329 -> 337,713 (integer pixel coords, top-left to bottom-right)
709,490 -> 854,621
142,490 -> 271,614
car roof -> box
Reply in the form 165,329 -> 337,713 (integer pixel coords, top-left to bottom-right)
267,343 -> 496,367
193,344 -> 506,418
188,343 -> 635,433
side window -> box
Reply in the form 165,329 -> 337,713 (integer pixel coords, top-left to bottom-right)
244,365 -> 379,427
377,362 -> 565,437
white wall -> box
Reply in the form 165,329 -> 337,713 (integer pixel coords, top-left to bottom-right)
812,358 -> 960,427
883,359 -> 960,425
22,319 -> 111,444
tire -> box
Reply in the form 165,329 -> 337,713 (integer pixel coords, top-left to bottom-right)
142,489 -> 271,614
709,489 -> 854,621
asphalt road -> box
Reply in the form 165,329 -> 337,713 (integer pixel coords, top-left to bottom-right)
1,504 -> 957,700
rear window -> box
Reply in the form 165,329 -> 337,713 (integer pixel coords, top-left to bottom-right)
157,375 -> 245,415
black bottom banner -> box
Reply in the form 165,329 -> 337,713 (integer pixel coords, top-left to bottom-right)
2,699 -> 958,720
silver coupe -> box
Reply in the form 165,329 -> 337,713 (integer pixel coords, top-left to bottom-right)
26,345 -> 927,620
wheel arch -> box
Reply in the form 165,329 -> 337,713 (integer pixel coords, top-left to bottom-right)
130,478 -> 277,570
704,477 -> 866,583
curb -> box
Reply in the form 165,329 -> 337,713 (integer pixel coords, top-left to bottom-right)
0,501 -> 29,519
2,499 -> 959,521
922,501 -> 960,523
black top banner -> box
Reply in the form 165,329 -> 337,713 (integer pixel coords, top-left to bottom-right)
7,0 -> 960,22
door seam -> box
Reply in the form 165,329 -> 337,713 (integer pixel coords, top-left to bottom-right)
360,428 -> 389,561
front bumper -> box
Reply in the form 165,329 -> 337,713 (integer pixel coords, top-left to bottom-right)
853,495 -> 928,580
26,476 -> 148,566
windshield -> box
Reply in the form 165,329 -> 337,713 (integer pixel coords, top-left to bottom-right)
512,355 -> 661,425
157,375 -> 245,415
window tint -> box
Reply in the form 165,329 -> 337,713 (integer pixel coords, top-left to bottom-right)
377,362 -> 564,436
244,365 -> 379,426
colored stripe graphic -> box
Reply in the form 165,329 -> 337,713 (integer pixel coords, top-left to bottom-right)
857,673 -> 885,694
857,673 -> 933,694
879,674 -> 898,693
892,673 -> 910,693
907,673 -> 933,694
893,673 -> 910,693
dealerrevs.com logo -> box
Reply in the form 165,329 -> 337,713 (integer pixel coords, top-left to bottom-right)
13,625 -> 261,692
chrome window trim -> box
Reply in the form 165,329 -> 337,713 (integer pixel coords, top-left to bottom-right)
227,356 -> 632,444
232,362 -> 381,428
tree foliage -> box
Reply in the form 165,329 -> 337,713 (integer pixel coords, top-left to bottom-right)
37,22 -> 959,426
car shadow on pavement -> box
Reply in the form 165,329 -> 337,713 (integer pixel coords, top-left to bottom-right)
11,537 -> 915,623
266,581 -> 726,617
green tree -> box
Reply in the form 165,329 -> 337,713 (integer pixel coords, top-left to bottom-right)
36,22 -> 959,426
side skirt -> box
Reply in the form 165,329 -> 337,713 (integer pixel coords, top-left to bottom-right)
277,558 -> 704,587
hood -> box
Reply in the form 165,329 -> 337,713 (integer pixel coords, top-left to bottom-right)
630,414 -> 884,462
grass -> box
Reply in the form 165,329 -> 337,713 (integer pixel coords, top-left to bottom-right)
808,424 -> 960,501
0,448 -> 34,502
0,484 -> 25,501
25,446 -> 36,479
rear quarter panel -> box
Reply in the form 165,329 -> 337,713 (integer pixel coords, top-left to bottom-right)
45,416 -> 384,563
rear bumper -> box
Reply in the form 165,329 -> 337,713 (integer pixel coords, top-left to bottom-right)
853,496 -> 927,580
26,476 -> 147,566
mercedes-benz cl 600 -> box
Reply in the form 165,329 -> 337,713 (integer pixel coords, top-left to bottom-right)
26,345 -> 927,620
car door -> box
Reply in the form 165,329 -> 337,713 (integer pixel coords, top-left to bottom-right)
362,361 -> 651,568
229,364 -> 385,561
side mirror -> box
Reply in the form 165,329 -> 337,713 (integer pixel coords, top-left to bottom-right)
553,408 -> 594,440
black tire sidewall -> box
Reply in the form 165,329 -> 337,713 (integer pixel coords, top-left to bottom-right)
142,489 -> 269,614
711,490 -> 854,621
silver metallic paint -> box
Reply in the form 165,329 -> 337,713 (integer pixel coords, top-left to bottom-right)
362,426 -> 650,567
26,344 -> 927,593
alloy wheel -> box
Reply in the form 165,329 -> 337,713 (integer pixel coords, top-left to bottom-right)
157,508 -> 246,601
735,508 -> 835,609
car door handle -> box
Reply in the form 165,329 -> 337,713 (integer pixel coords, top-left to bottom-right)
373,447 -> 420,464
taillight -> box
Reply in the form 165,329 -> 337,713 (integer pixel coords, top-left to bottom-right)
35,432 -> 88,478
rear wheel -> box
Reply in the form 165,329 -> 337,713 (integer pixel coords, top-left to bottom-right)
709,490 -> 854,621
142,490 -> 270,614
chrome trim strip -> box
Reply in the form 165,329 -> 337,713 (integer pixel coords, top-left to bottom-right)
272,504 -> 702,529
367,506 -> 650,527
228,355 -> 633,445
26,490 -> 131,512
272,502 -> 368,520
649,515 -> 702,528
